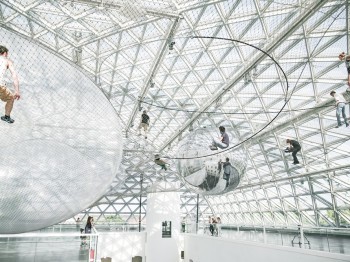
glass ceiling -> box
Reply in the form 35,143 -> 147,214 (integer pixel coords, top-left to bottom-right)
1,0 -> 350,227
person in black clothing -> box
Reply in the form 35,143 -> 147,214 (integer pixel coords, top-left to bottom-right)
286,139 -> 301,165
85,216 -> 94,234
209,216 -> 214,236
138,110 -> 150,139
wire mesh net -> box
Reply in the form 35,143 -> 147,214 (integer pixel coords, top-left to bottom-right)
0,28 -> 123,233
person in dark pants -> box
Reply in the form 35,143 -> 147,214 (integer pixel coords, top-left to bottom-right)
84,216 -> 94,234
154,154 -> 167,171
138,110 -> 150,139
219,158 -> 233,188
286,139 -> 301,165
209,216 -> 214,236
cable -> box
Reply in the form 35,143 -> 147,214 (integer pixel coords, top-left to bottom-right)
160,36 -> 289,160
139,99 -> 343,115
161,5 -> 345,160
304,136 -> 350,165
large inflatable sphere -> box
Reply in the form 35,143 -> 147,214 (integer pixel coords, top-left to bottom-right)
0,28 -> 123,233
176,127 -> 246,195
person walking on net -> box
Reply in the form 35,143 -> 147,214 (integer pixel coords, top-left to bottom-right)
138,110 -> 150,139
338,52 -> 350,90
285,139 -> 301,165
330,91 -> 349,128
0,45 -> 20,124
209,126 -> 229,150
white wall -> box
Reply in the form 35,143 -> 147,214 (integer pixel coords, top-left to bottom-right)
184,234 -> 350,262
145,186 -> 181,262
97,232 -> 146,262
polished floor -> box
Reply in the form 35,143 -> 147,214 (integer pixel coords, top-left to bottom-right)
1,227 -> 349,261
0,236 -> 89,262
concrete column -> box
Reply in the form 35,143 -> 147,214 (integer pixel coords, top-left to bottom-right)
145,182 -> 181,262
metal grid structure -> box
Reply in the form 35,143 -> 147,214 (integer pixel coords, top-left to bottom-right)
1,0 -> 350,227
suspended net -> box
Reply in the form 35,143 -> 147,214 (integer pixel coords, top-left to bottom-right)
2,0 -> 349,227
0,28 -> 123,233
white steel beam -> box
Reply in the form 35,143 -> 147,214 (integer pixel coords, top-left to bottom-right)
247,90 -> 349,145
237,163 -> 350,190
159,0 -> 328,152
125,17 -> 181,132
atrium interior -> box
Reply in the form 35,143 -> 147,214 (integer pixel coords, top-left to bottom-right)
0,0 -> 349,261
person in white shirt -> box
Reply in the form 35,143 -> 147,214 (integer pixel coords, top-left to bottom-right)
0,46 -> 21,124
0,45 -> 20,124
330,91 -> 349,128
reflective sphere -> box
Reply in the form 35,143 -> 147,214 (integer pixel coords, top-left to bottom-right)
0,28 -> 123,233
176,127 -> 246,195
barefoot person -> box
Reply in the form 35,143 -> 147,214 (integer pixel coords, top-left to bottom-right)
0,45 -> 20,123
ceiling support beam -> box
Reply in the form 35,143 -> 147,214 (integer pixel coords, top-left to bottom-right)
61,0 -> 181,19
247,90 -> 349,145
125,17 -> 181,133
159,0 -> 328,152
347,0 -> 350,54
237,163 -> 350,190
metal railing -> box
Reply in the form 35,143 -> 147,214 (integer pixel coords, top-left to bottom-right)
43,222 -> 146,233
0,228 -> 99,262
182,223 -> 350,255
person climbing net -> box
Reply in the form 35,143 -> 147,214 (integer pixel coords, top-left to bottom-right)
154,154 -> 168,171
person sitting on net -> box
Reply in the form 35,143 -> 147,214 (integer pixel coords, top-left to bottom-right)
138,110 -> 150,139
285,139 -> 301,165
154,154 -> 167,171
209,126 -> 229,150
330,91 -> 349,128
338,52 -> 350,89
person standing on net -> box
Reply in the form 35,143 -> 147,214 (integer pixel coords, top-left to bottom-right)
0,45 -> 20,124
138,110 -> 150,139
330,91 -> 349,128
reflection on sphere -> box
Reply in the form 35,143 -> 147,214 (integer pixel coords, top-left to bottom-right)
176,127 -> 246,195
0,28 -> 123,234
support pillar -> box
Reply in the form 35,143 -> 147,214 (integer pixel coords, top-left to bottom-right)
145,182 -> 181,262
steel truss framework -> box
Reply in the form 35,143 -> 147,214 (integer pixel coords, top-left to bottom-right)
1,0 -> 350,227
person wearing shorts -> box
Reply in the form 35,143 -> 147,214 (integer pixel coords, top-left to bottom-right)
0,45 -> 20,124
